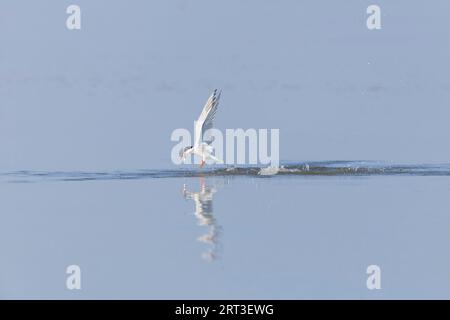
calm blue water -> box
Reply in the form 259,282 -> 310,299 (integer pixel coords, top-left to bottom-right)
1,161 -> 450,299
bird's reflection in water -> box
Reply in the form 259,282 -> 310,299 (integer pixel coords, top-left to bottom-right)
182,177 -> 222,262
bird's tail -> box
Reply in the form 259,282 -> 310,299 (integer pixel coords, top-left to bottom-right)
208,154 -> 224,164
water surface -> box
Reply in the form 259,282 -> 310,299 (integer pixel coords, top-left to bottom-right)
1,162 -> 450,299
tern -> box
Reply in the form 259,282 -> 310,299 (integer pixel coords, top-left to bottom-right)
180,89 -> 224,167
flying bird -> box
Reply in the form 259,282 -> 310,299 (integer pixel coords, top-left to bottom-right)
179,89 -> 224,167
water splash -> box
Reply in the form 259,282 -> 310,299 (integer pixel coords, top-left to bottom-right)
2,161 -> 450,183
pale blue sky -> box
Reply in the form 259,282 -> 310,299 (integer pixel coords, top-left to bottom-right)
1,0 -> 450,170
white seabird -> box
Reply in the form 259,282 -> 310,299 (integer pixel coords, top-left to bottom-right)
180,89 -> 224,167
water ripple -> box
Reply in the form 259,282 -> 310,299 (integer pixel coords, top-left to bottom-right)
2,161 -> 450,183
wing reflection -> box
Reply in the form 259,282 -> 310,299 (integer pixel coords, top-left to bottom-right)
182,178 -> 222,262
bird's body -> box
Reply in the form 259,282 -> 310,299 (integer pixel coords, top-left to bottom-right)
180,89 -> 224,167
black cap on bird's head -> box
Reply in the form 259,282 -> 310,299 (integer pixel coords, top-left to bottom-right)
179,146 -> 193,159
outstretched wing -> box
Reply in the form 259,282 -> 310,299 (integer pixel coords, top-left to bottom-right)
194,89 -> 221,147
